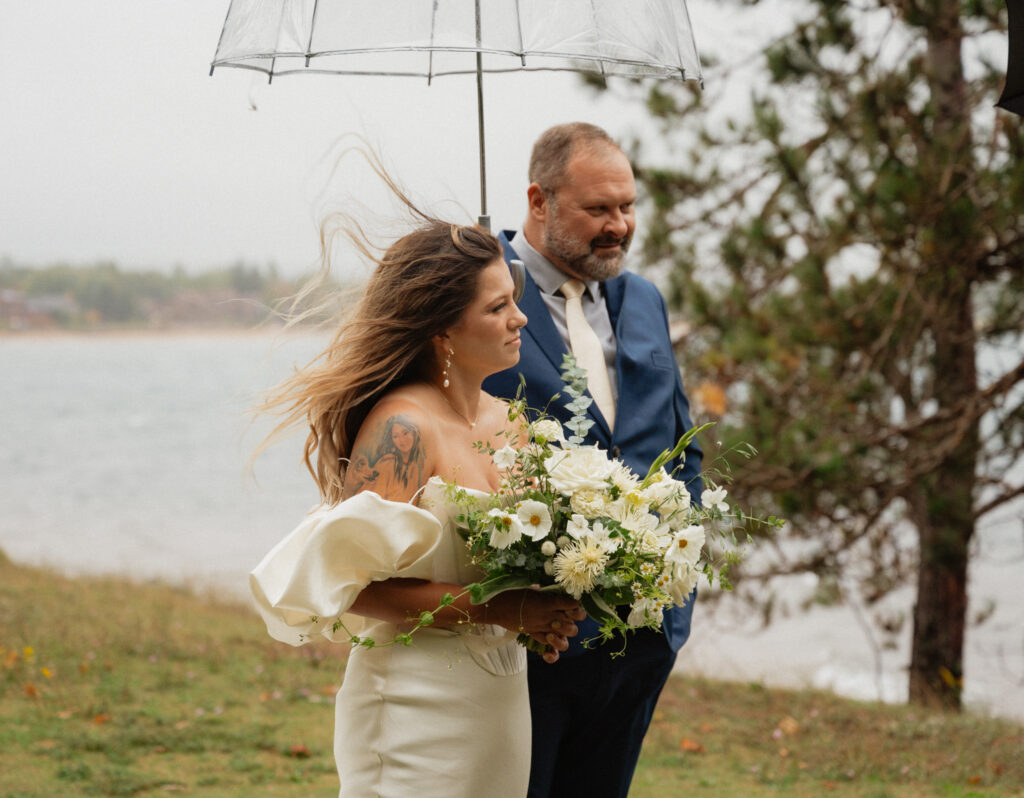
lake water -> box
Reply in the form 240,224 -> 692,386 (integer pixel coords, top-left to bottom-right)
2,333 -> 1021,723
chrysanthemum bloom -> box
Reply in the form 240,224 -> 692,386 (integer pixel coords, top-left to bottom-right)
552,538 -> 610,599
569,488 -> 607,519
517,500 -> 552,541
487,508 -> 524,549
531,419 -> 565,444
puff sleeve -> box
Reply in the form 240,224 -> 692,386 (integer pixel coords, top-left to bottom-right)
250,491 -> 443,645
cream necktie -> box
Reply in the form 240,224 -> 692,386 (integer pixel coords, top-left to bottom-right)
559,278 -> 615,430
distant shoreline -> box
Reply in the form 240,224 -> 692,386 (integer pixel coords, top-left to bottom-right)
0,324 -> 328,340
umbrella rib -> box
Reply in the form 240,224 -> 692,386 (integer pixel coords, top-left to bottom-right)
268,0 -> 292,83
209,0 -> 238,76
305,0 -> 320,68
588,0 -> 607,77
427,0 -> 439,85
514,0 -> 525,66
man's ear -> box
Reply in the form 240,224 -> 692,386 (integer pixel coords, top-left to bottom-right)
526,183 -> 548,223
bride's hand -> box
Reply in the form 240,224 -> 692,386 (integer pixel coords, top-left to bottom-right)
488,591 -> 586,664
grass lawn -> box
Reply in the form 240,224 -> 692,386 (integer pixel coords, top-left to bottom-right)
2,550 -> 1022,797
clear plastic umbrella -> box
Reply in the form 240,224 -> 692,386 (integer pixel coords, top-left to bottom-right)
209,0 -> 703,226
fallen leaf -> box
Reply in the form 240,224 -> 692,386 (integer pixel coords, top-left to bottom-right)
968,776 -> 982,785
93,713 -> 112,725
779,716 -> 800,736
24,683 -> 40,698
679,737 -> 705,753
289,744 -> 311,758
57,709 -> 75,720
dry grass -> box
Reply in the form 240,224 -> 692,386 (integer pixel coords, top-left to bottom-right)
2,551 -> 1021,797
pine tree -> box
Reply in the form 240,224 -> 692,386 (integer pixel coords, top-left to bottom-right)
634,0 -> 1024,709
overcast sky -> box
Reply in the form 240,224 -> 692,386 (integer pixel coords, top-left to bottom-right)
0,1 -> 745,277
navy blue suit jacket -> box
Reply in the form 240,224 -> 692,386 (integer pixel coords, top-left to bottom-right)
483,231 -> 702,652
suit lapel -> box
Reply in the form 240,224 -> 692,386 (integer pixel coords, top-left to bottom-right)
502,231 -> 617,441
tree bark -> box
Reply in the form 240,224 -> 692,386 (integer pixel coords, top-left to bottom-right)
904,0 -> 977,711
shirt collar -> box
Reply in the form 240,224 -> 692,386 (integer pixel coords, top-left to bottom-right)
510,231 -> 602,302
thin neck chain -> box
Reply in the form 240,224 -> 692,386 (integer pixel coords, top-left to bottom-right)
436,384 -> 478,428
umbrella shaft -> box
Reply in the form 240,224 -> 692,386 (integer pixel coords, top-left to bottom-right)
476,50 -> 487,217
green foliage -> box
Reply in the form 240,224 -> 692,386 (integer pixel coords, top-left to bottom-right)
628,0 -> 1024,709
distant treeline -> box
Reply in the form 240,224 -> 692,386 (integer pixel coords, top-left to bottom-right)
0,259 -> 345,331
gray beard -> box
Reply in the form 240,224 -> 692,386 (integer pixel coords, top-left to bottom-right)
543,220 -> 630,282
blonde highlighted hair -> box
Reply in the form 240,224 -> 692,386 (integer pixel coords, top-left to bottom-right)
256,157 -> 502,504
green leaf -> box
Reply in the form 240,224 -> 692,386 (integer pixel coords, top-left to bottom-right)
467,575 -> 535,605
581,592 -> 619,625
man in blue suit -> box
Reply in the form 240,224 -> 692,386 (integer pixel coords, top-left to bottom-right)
483,123 -> 703,798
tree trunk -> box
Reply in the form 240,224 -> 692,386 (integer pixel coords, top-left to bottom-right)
904,1 -> 977,711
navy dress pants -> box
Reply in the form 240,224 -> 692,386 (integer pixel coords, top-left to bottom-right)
526,628 -> 677,798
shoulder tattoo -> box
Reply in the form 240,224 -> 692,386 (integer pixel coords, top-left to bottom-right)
343,413 -> 427,501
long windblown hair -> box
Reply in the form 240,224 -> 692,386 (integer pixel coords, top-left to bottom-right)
256,189 -> 502,505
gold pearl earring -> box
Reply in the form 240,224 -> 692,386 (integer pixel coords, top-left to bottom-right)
442,348 -> 453,388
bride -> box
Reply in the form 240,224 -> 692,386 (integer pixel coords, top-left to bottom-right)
250,213 -> 583,797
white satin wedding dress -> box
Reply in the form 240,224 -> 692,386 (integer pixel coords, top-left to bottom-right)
250,476 -> 529,798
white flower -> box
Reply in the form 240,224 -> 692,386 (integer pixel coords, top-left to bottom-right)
492,445 -> 518,469
552,538 -> 610,599
569,488 -> 608,519
556,535 -> 571,549
546,445 -> 615,495
585,520 -> 621,552
540,540 -> 557,557
701,486 -> 729,513
642,470 -> 688,507
607,499 -> 659,535
516,500 -> 552,542
566,513 -> 589,540
627,597 -> 665,627
664,562 -> 700,605
531,419 -> 565,444
665,524 -> 705,567
609,462 -> 640,492
486,507 -> 524,549
543,559 -> 556,576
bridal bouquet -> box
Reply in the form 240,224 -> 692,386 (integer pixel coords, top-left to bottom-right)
448,355 -> 776,652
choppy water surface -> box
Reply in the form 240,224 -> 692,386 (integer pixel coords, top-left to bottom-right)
1,332 -> 1021,721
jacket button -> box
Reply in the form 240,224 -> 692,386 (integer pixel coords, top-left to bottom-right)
610,446 -> 621,458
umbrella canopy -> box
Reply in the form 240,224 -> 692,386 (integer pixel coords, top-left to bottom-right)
211,0 -> 702,83
997,0 -> 1023,115
210,0 -> 703,221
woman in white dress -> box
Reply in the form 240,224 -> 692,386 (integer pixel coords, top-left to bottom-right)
250,218 -> 584,797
